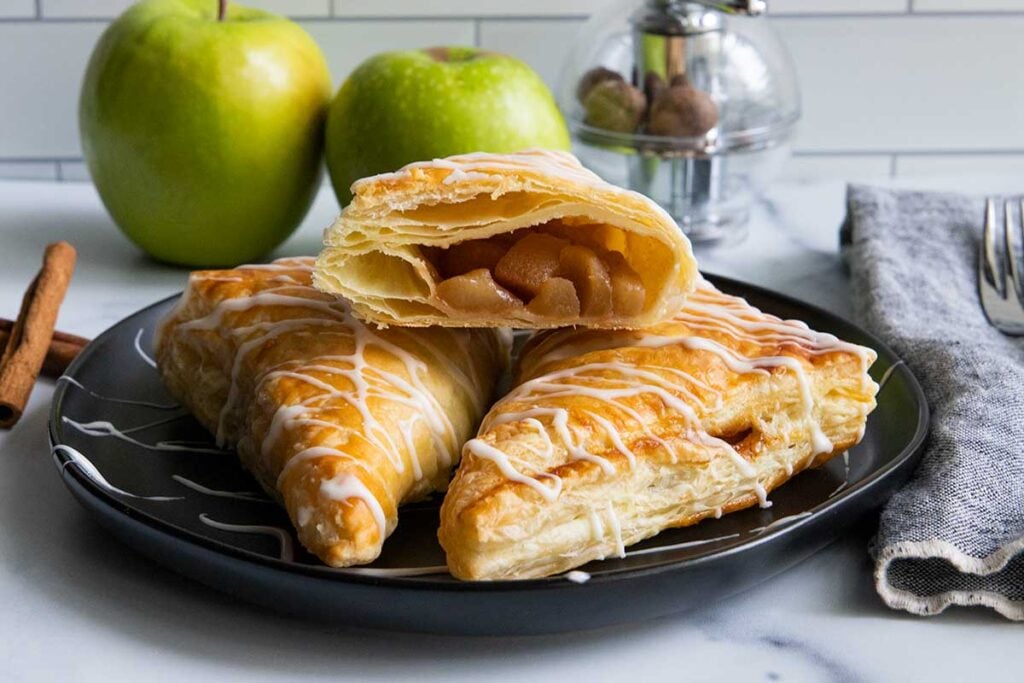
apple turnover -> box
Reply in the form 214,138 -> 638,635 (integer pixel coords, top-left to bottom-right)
313,149 -> 698,328
155,258 -> 509,567
439,280 -> 878,580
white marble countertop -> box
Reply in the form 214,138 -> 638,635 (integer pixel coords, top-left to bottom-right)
0,177 -> 1018,682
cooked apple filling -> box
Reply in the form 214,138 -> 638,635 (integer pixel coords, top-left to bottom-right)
426,224 -> 646,319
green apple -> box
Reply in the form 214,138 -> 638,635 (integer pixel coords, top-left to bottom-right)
326,47 -> 570,206
79,0 -> 331,267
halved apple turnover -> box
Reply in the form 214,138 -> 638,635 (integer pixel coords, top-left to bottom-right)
156,258 -> 509,567
313,149 -> 697,328
439,280 -> 879,580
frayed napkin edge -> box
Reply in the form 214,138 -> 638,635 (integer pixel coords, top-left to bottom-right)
875,537 -> 1024,621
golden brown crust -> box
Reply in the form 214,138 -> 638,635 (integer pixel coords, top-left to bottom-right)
313,150 -> 698,329
155,258 -> 509,567
439,281 -> 878,580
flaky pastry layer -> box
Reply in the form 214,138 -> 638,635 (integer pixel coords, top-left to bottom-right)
313,149 -> 698,329
439,281 -> 879,580
155,258 -> 509,567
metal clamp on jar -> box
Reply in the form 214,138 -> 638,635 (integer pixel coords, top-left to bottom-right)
558,0 -> 799,245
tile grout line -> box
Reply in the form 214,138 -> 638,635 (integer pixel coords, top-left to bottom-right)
16,11 -> 1024,23
4,151 -> 1024,173
473,18 -> 481,46
794,149 -> 1024,158
0,157 -> 84,164
767,9 -> 1024,19
0,14 -> 582,23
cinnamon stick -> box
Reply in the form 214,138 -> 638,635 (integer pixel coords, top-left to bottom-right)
0,319 -> 88,378
0,242 -> 77,428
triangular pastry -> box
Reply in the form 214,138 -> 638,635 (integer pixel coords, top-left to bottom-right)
313,149 -> 698,329
439,280 -> 878,580
156,258 -> 509,567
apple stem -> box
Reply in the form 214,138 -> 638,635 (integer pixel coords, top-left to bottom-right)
217,0 -> 227,20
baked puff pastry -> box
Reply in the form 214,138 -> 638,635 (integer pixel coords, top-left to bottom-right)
439,280 -> 878,580
155,258 -> 509,567
313,149 -> 698,329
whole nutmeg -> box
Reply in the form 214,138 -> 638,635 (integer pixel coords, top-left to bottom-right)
643,71 -> 667,103
669,73 -> 690,88
576,66 -> 624,103
582,79 -> 647,134
646,82 -> 718,138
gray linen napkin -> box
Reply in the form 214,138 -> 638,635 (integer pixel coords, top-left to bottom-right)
841,184 -> 1024,621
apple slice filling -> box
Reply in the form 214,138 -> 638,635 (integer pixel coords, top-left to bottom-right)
435,269 -> 521,313
430,224 -> 646,320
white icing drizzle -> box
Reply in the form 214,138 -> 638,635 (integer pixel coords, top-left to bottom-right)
469,280 -> 874,540
356,149 -> 608,195
465,437 -> 562,502
565,570 -> 591,584
277,446 -> 377,489
170,474 -> 269,502
198,513 -> 294,562
52,444 -> 183,501
827,481 -> 848,499
828,451 -> 852,498
638,334 -> 833,456
57,375 -> 180,410
877,359 -> 905,392
750,511 -> 814,534
582,410 -> 635,469
173,258 -> 503,549
348,149 -> 684,238
319,472 -> 388,539
625,533 -> 741,557
133,329 -> 158,369
62,416 -> 225,454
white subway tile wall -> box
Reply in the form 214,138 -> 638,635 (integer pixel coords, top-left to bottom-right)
41,0 -> 332,18
0,1 -> 35,19
0,22 -> 107,158
331,0 -> 594,17
0,161 -> 59,180
56,161 -> 91,181
1,0 -> 1022,180
770,0 -> 909,14
894,154 -> 1024,176
477,19 -> 583,89
300,20 -> 476,87
912,1 -> 1024,11
781,154 -> 893,182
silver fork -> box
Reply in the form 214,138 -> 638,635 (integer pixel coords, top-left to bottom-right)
979,198 -> 1024,335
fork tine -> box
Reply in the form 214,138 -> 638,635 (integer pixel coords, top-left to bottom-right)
1011,198 -> 1024,305
1003,199 -> 1015,298
983,198 -> 1001,294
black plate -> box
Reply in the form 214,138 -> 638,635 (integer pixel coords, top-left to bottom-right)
48,275 -> 928,635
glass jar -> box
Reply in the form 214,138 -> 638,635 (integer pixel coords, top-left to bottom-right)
558,0 -> 800,244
